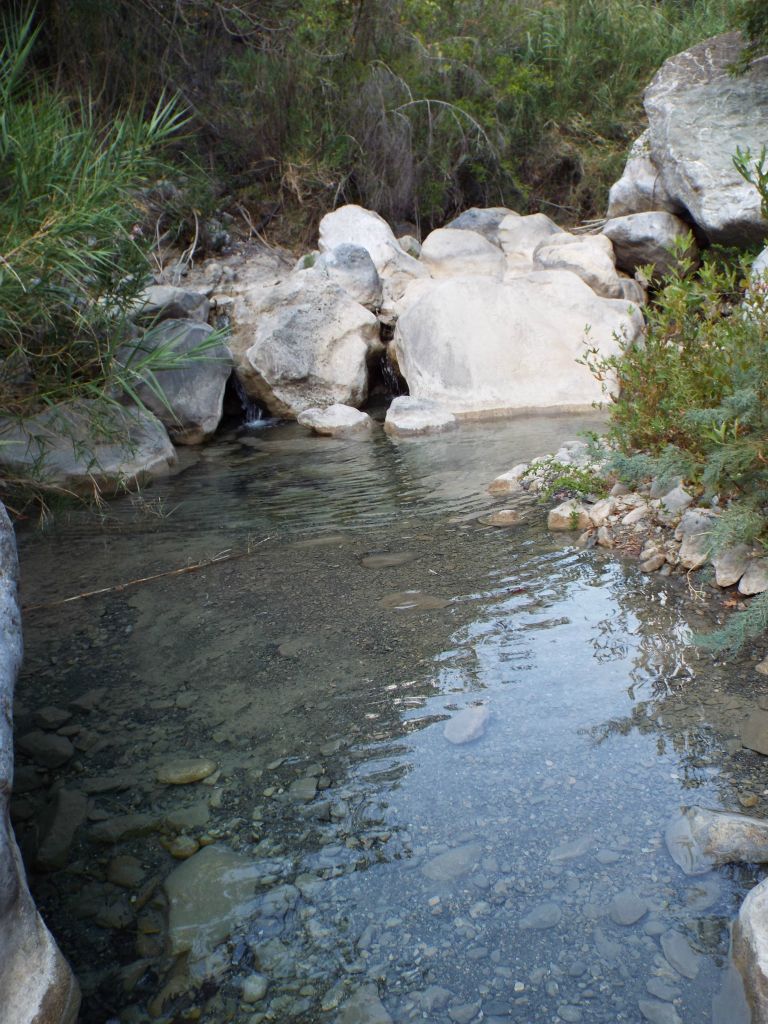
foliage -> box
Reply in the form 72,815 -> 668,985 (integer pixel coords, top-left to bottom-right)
523,457 -> 608,501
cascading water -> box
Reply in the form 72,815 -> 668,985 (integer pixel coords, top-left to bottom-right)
233,375 -> 272,427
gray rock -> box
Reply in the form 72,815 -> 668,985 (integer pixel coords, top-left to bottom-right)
733,875 -> 768,1021
639,999 -> 682,1024
337,984 -> 393,1024
519,901 -> 562,930
742,708 -> 768,755
548,834 -> 593,863
122,320 -> 232,444
675,508 -> 716,569
445,207 -> 514,246
739,558 -> 768,596
607,130 -> 679,219
298,404 -> 373,438
644,33 -> 768,245
665,805 -> 768,874
646,977 -> 681,1002
661,929 -> 700,979
422,842 -> 482,883
0,504 -> 81,1023
713,544 -> 751,588
557,1008 -> 582,1023
32,707 -> 71,731
17,731 -> 74,769
443,705 -> 490,745
35,789 -> 88,872
448,1002 -> 481,1024
90,812 -> 159,844
131,284 -> 210,323
311,244 -> 383,311
384,396 -> 457,437
603,212 -> 697,279
107,855 -> 146,889
0,401 -> 175,494
609,889 -> 648,926
288,776 -> 318,803
652,485 -> 693,520
242,973 -> 269,1003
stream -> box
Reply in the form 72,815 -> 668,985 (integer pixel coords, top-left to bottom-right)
11,411 -> 768,1024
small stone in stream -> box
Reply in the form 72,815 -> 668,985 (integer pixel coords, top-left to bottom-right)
17,730 -> 74,768
443,705 -> 490,745
289,777 -> 318,803
95,900 -> 134,930
448,1002 -> 481,1024
661,929 -> 700,979
622,505 -> 648,526
596,526 -> 614,547
756,657 -> 768,676
417,987 -> 453,1012
646,977 -> 681,1002
168,835 -> 200,859
69,687 -> 106,712
32,706 -> 72,730
558,1007 -> 582,1023
644,918 -> 668,937
107,855 -> 146,889
638,999 -> 682,1024
242,973 -> 269,1004
641,553 -> 666,573
479,509 -> 523,527
90,812 -> 159,844
609,889 -> 648,926
665,805 -> 768,874
595,849 -> 621,864
593,927 -> 621,962
12,766 -> 46,793
548,500 -> 591,531
741,708 -> 768,755
35,788 -> 88,871
422,842 -> 482,883
488,466 -> 527,494
360,551 -> 417,569
739,792 -> 759,809
549,834 -> 593,863
519,901 -> 562,930
155,757 -> 217,785
164,801 -> 210,831
337,984 -> 393,1024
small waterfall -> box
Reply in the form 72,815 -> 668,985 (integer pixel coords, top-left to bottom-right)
233,376 -> 270,427
379,349 -> 406,398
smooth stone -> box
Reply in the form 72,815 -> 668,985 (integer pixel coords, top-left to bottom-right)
337,983 -> 393,1024
557,1007 -> 582,1023
32,706 -> 72,731
740,559 -> 768,596
378,591 -> 450,611
422,842 -> 482,883
35,789 -> 88,872
107,856 -> 146,889
661,929 -> 700,979
519,902 -> 562,930
164,801 -> 210,832
17,731 -> 74,769
665,805 -> 768,874
288,777 -> 318,803
242,973 -> 269,1004
155,758 -> 217,785
383,396 -> 457,437
549,834 -> 593,863
713,544 -> 752,588
90,813 -> 159,844
733,875 -> 768,1020
168,835 -> 200,859
646,977 -> 681,1002
488,465 -> 527,494
478,509 -> 523,527
609,889 -> 648,926
443,705 -> 490,745
164,845 -> 263,957
297,404 -> 373,438
360,551 -> 417,569
547,500 -> 592,532
639,999 -> 682,1024
448,1002 -> 482,1024
742,709 -> 768,755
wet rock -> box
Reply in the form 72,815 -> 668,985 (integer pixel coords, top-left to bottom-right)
32,706 -> 72,731
107,855 -> 146,889
548,501 -> 591,532
35,789 -> 88,872
739,558 -> 768,596
588,497 -> 615,527
548,834 -> 593,863
165,844 -> 262,957
593,927 -> 621,962
609,889 -> 648,926
90,813 -> 159,844
288,777 -> 318,803
479,509 -> 523,527
488,465 -> 527,494
641,553 -> 666,573
646,977 -> 680,1001
448,1001 -> 482,1024
168,835 -> 200,859
12,766 -> 47,793
17,731 -> 74,768
417,986 -> 453,1011
519,901 -> 562,930
164,800 -> 210,831
665,805 -> 768,874
360,551 -> 417,569
242,973 -> 269,1004
337,983 -> 393,1024
443,705 -> 490,745
639,999 -> 682,1024
661,929 -> 700,979
298,404 -> 373,438
713,544 -> 751,588
383,396 -> 457,437
155,758 -> 217,785
422,842 -> 482,883
557,1007 -> 582,1023
741,709 -> 768,756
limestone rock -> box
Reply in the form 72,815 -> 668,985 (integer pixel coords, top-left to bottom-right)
733,875 -> 768,1021
309,244 -> 383,311
420,228 -> 505,279
392,273 -> 642,417
603,212 -> 697,279
499,213 -> 563,265
297,404 -> 373,438
488,465 -> 527,494
422,842 -> 482,883
130,284 -> 210,323
607,129 -> 679,219
443,705 -> 490,745
548,500 -> 592,532
444,207 -> 515,246
713,544 -> 752,588
122,319 -> 232,444
739,559 -> 768,596
0,504 -> 81,1023
675,508 -> 717,569
533,233 -> 623,298
384,396 -> 457,437
233,271 -> 380,418
665,805 -> 768,875
0,401 -> 175,495
644,33 -> 768,245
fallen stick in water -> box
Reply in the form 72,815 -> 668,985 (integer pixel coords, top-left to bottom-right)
22,536 -> 271,612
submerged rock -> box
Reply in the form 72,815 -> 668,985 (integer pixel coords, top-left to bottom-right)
337,983 -> 393,1024
443,705 -> 490,745
519,901 -> 562,930
660,929 -> 700,979
155,757 -> 217,785
665,805 -> 768,875
422,842 -> 482,883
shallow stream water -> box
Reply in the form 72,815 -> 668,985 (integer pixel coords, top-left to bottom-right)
12,412 -> 768,1024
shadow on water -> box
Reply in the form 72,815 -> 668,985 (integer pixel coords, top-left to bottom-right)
11,413 -> 764,1022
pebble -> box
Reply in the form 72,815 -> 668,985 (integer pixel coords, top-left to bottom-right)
107,855 -> 146,889
337,984 -> 393,1024
549,834 -> 593,863
168,835 -> 200,859
32,706 -> 72,730
35,788 -> 88,871
646,977 -> 680,1002
422,842 -> 482,883
288,777 -> 318,803
443,705 -> 490,745
660,930 -> 700,979
609,889 -> 648,926
519,901 -> 562,930
478,509 -> 523,527
558,1006 -> 582,1023
448,1002 -> 481,1024
241,974 -> 269,1004
638,999 -> 682,1024
155,758 -> 217,785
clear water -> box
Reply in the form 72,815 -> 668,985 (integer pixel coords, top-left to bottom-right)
12,413 -> 767,1024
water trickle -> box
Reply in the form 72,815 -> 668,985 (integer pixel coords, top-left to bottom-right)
232,373 -> 271,427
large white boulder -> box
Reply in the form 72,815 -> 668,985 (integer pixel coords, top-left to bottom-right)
533,233 -> 623,298
318,205 -> 427,300
301,244 -> 383,311
499,213 -> 564,268
0,401 -> 176,494
603,211 -> 697,279
420,228 -> 505,279
444,207 -> 516,246
392,272 -> 643,417
123,320 -> 233,444
383,396 -> 457,436
0,504 -> 81,1024
638,33 -> 768,244
234,271 -> 380,418
607,129 -> 679,219
297,404 -> 373,437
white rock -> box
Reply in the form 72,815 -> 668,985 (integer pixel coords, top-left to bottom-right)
130,284 -> 210,322
297,404 -> 373,437
622,505 -> 648,526
488,464 -> 528,494
712,544 -> 752,588
733,875 -> 768,1023
603,212 -> 698,279
607,129 -> 679,219
533,233 -> 623,298
675,508 -> 717,569
392,273 -> 643,418
444,207 -> 515,245
397,234 -> 422,258
499,212 -> 564,265
420,228 -> 505,279
234,271 -> 380,418
383,396 -> 457,437
588,498 -> 616,527
739,559 -> 768,596
548,500 -> 592,531
443,705 -> 490,745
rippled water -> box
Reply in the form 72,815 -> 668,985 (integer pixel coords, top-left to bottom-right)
12,412 -> 767,1023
